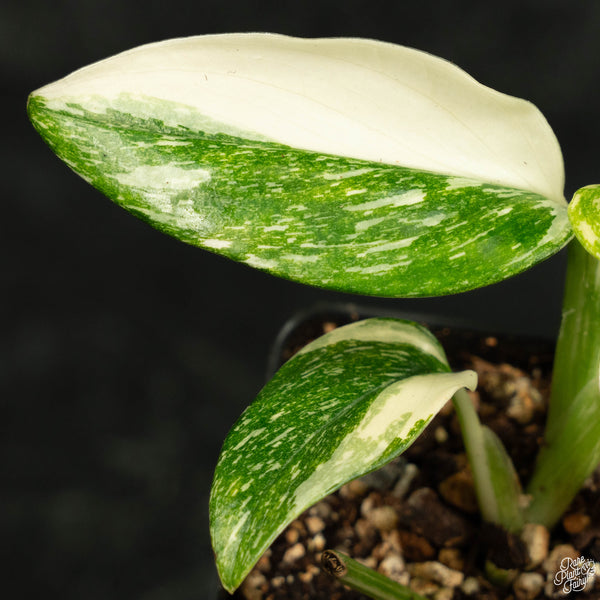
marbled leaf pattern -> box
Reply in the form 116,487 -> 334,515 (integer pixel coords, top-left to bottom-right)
28,94 -> 572,297
209,319 -> 476,591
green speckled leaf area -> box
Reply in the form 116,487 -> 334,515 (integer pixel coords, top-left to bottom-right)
28,93 -> 572,297
569,185 -> 600,259
209,318 -> 476,592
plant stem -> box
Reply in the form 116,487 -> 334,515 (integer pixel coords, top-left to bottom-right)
453,389 -> 523,532
453,389 -> 497,518
525,240 -> 600,527
321,550 -> 427,600
544,240 -> 600,442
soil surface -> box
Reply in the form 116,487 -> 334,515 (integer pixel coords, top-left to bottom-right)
220,316 -> 600,600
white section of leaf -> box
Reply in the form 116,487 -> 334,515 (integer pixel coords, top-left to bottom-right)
263,224 -> 289,231
113,164 -> 210,190
232,428 -> 265,451
267,427 -> 296,447
421,214 -> 445,227
358,371 -> 477,442
203,239 -> 232,249
33,33 -> 564,203
496,207 -> 513,216
155,139 -> 192,146
244,254 -> 278,269
110,164 -> 211,231
574,220 -> 597,247
291,370 -> 477,513
445,176 -> 483,191
345,190 -> 426,212
357,237 -> 418,256
355,217 -> 385,231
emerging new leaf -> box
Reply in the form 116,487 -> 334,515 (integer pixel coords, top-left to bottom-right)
209,318 -> 476,591
569,185 -> 600,259
28,34 -> 572,296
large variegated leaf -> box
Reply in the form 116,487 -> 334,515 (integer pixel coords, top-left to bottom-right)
209,318 -> 476,592
569,185 -> 600,259
28,34 -> 572,297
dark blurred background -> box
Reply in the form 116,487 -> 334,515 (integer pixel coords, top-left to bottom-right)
3,1 -> 599,597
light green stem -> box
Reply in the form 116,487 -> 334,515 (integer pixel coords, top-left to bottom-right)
525,240 -> 600,527
453,389 -> 498,518
321,550 -> 427,600
453,389 -> 523,532
544,240 -> 600,442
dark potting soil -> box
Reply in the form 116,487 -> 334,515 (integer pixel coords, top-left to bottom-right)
220,317 -> 600,600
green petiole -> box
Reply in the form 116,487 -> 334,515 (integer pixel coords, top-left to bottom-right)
525,239 -> 600,527
321,549 -> 427,600
453,388 -> 524,532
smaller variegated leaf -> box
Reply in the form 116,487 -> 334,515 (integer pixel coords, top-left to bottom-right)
209,318 -> 476,592
569,185 -> 600,259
